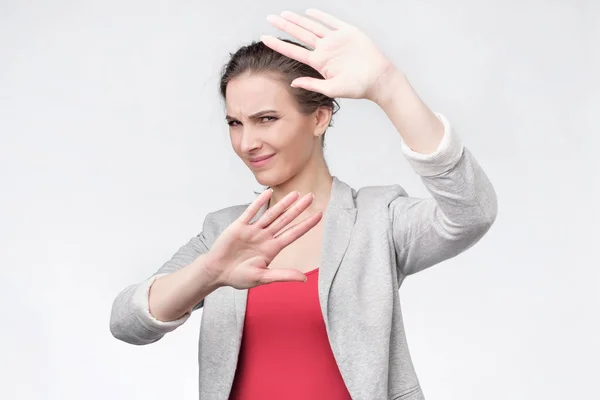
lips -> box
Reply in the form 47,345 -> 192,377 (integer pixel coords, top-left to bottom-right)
248,154 -> 275,167
249,154 -> 274,162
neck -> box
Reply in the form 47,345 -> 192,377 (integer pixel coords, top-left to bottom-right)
269,154 -> 333,214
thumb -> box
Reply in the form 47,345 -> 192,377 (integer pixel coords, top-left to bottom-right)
290,77 -> 335,97
260,268 -> 307,285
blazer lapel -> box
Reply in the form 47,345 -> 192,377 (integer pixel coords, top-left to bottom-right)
318,176 -> 357,327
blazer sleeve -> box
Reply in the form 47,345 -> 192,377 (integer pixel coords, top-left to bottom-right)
390,113 -> 498,276
109,217 -> 212,345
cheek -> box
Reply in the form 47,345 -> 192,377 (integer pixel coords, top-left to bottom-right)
277,118 -> 312,145
276,123 -> 314,160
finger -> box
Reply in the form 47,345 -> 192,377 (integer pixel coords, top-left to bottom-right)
259,268 -> 307,285
239,188 -> 273,224
260,34 -> 312,66
280,10 -> 331,38
305,9 -> 352,30
291,76 -> 337,97
267,14 -> 319,48
266,193 -> 315,235
253,190 -> 300,228
274,210 -> 323,247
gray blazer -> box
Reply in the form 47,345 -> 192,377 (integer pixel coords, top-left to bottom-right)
110,114 -> 498,400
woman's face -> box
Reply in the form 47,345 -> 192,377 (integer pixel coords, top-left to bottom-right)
225,72 -> 329,187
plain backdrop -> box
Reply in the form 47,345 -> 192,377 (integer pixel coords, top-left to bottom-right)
1,0 -> 598,399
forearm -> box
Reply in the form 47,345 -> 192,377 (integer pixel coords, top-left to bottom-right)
149,253 -> 221,322
372,68 -> 444,154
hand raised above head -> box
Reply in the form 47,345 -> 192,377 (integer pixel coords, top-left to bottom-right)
261,8 -> 396,102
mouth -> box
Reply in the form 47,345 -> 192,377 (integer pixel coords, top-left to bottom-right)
248,154 -> 275,168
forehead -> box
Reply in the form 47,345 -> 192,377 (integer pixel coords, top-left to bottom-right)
225,72 -> 294,116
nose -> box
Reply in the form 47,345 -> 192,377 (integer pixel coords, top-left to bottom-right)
239,125 -> 263,154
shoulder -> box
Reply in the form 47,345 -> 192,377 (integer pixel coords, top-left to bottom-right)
354,183 -> 409,208
200,203 -> 248,239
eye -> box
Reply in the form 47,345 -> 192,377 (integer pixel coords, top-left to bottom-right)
227,120 -> 241,127
261,116 -> 277,123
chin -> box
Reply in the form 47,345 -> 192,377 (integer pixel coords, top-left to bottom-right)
252,169 -> 292,188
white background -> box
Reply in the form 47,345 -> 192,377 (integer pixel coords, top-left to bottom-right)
1,0 -> 598,399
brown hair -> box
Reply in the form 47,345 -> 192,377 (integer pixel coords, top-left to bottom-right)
219,38 -> 340,147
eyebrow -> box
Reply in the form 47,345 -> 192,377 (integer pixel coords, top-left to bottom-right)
225,109 -> 278,121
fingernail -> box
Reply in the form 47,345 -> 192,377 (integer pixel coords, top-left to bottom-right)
266,15 -> 277,23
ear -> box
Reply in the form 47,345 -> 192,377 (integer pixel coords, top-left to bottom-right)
312,106 -> 333,138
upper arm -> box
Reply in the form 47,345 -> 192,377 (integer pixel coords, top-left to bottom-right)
390,193 -> 493,276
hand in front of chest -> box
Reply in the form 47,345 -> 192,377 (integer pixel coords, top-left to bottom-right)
203,189 -> 322,289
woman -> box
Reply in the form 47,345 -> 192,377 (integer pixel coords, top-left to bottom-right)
110,9 -> 497,400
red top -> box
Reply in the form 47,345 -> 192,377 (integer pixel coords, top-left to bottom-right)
229,268 -> 352,400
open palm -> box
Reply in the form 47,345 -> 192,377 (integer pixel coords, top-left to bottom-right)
204,190 -> 322,289
262,9 -> 394,101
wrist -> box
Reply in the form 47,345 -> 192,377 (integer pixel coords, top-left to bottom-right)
368,65 -> 408,107
191,253 -> 224,290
